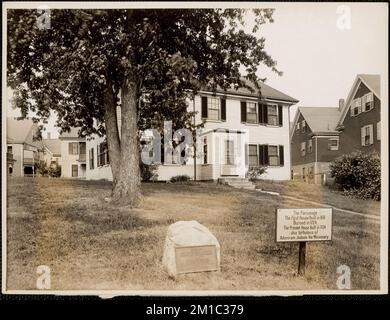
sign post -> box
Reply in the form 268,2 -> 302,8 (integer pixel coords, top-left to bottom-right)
298,241 -> 306,275
276,208 -> 333,276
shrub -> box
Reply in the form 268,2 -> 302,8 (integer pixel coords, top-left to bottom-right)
330,151 -> 380,201
48,163 -> 61,177
140,162 -> 158,182
246,166 -> 267,182
35,160 -> 49,176
170,175 -> 190,183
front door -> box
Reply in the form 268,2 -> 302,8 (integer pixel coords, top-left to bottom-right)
221,139 -> 237,176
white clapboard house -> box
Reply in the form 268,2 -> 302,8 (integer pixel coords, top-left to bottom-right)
85,81 -> 298,181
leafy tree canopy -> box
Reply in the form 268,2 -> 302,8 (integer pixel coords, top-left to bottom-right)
8,9 -> 280,136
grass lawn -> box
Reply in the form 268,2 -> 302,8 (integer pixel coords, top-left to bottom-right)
6,177 -> 380,291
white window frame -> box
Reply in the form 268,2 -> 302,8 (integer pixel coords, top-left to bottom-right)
268,145 -> 279,166
267,104 -> 278,126
248,144 -> 259,166
350,98 -> 362,117
361,124 -> 374,146
246,102 -> 258,124
207,97 -> 221,121
328,138 -> 339,151
362,92 -> 374,112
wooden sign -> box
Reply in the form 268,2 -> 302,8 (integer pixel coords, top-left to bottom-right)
175,245 -> 219,274
276,208 -> 333,242
276,208 -> 333,275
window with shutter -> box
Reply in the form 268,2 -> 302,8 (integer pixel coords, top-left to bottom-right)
361,125 -> 374,146
308,139 -> 313,153
351,98 -> 362,116
377,122 -> 381,141
362,92 -> 374,112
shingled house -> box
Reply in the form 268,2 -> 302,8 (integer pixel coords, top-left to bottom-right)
290,107 -> 342,184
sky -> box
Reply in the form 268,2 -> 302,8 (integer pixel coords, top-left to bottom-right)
6,2 -> 388,138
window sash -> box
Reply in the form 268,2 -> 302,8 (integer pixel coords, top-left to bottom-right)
246,102 -> 257,124
71,165 -> 78,177
207,97 -> 220,120
267,105 -> 278,126
248,145 -> 258,166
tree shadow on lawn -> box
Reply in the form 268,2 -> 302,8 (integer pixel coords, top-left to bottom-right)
58,202 -> 165,235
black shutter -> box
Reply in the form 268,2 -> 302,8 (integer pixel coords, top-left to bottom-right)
241,101 -> 247,123
245,144 -> 248,166
264,145 -> 269,166
258,103 -> 264,124
161,143 -> 165,164
259,145 -> 264,165
201,97 -> 208,119
263,105 -> 268,124
221,98 -> 226,121
278,105 -> 283,126
279,145 -> 284,166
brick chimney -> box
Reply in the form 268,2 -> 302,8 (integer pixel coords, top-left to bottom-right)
338,99 -> 345,111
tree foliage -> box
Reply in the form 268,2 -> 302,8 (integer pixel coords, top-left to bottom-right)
330,151 -> 381,201
8,8 -> 279,135
8,8 -> 280,205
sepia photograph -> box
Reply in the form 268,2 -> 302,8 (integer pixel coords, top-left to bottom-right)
1,1 -> 388,298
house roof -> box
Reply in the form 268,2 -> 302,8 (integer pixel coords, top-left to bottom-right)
7,117 -> 42,147
59,127 -> 85,140
359,74 -> 380,98
292,107 -> 341,135
43,139 -> 61,156
337,74 -> 381,127
202,79 -> 299,104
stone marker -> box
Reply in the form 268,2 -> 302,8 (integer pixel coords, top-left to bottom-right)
162,220 -> 221,277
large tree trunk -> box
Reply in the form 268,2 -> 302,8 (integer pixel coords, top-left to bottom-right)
111,76 -> 141,206
103,80 -> 121,187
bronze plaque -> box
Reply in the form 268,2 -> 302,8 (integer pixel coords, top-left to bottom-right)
175,245 -> 218,274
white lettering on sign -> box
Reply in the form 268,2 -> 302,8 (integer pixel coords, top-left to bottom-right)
276,208 -> 332,242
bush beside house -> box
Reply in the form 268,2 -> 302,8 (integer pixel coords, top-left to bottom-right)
330,151 -> 381,201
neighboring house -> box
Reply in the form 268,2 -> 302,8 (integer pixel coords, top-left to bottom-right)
59,128 -> 86,178
6,117 -> 43,177
290,107 -> 342,184
42,136 -> 62,167
86,80 -> 298,181
336,74 -> 381,155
